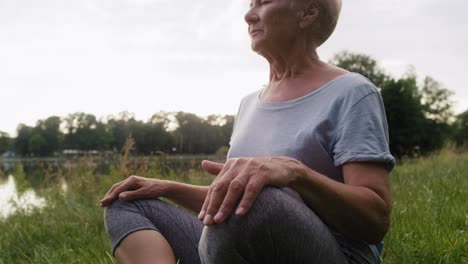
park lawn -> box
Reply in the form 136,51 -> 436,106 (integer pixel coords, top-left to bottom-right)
0,150 -> 466,264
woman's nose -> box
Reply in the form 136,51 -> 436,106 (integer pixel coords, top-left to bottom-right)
244,8 -> 259,25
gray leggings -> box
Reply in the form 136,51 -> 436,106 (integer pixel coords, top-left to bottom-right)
104,187 -> 381,264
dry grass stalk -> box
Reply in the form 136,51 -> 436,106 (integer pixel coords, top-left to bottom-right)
119,134 -> 135,177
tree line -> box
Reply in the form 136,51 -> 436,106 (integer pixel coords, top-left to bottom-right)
0,111 -> 234,157
0,51 -> 467,159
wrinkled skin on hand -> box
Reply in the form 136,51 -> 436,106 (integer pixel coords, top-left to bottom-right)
100,176 -> 167,207
199,156 -> 304,225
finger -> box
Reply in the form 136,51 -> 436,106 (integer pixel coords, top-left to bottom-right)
201,160 -> 224,176
235,179 -> 264,216
100,181 -> 124,206
198,188 -> 212,220
200,161 -> 235,223
100,177 -> 138,206
204,180 -> 231,225
118,188 -> 149,202
213,178 -> 247,224
101,179 -> 124,199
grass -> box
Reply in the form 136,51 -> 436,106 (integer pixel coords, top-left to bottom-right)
383,148 -> 467,263
0,149 -> 466,263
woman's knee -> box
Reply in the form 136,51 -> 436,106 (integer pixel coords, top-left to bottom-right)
105,198 -> 164,216
198,187 -> 300,263
199,186 -> 347,263
104,199 -> 169,251
104,199 -> 126,227
251,186 -> 300,216
103,198 -> 166,234
198,223 -> 249,264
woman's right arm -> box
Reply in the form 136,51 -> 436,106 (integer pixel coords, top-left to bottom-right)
164,181 -> 209,212
100,176 -> 209,213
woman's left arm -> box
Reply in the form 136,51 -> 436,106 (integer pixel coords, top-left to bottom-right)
291,160 -> 391,244
199,156 -> 391,244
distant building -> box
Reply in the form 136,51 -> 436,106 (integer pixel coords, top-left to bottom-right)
61,149 -> 105,157
1,151 -> 15,158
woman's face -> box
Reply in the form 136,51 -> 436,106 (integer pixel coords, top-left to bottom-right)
244,0 -> 302,56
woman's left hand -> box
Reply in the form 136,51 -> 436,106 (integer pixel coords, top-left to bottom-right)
198,156 -> 304,225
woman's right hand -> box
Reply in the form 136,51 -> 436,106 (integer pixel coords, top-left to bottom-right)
100,176 -> 168,207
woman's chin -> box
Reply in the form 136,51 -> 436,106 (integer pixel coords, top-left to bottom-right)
250,40 -> 265,54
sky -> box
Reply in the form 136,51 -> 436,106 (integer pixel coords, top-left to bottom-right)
1,0 -> 467,136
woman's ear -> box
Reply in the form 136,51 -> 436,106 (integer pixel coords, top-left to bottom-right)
299,2 -> 319,29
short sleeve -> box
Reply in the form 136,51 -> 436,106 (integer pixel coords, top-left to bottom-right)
332,92 -> 396,172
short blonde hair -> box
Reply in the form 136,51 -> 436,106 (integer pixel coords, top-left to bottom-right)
293,0 -> 342,47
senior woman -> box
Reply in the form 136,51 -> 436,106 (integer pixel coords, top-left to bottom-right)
101,0 -> 395,263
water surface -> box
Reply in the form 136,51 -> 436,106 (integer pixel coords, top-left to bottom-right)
0,175 -> 47,219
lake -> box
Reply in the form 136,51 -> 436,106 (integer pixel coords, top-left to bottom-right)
0,175 -> 47,218
0,155 -> 217,219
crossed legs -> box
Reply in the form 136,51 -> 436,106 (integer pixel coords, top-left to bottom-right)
104,187 -> 375,264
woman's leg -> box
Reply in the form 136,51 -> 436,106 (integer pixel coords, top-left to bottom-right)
104,198 -> 204,264
114,230 -> 176,264
198,187 -> 349,264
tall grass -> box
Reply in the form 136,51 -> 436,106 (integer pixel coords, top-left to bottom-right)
383,148 -> 467,263
0,148 -> 466,263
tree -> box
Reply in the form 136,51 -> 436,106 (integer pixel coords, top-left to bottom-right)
64,113 -> 113,150
421,77 -> 454,123
14,124 -> 34,156
107,114 -> 142,152
380,76 -> 428,157
452,110 -> 468,147
28,134 -> 48,156
34,116 -> 63,156
329,51 -> 388,87
174,112 -> 208,154
137,122 -> 174,154
105,112 -> 175,154
9,111 -> 236,156
172,112 -> 233,154
206,114 -> 235,150
0,131 -> 12,154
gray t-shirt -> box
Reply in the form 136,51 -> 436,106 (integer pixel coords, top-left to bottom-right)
227,72 -> 395,183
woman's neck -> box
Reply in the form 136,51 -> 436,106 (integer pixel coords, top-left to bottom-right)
265,40 -> 321,83
259,43 -> 347,103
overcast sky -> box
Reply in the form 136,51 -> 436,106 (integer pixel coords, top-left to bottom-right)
1,0 -> 467,136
